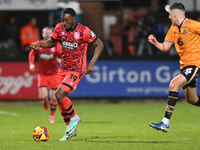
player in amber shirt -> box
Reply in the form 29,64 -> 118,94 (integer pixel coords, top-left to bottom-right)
148,2 -> 200,132
30,8 -> 103,141
29,27 -> 62,123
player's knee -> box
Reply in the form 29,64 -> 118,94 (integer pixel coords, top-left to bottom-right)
185,93 -> 198,104
186,96 -> 198,104
50,95 -> 57,101
187,98 -> 195,104
39,95 -> 47,100
169,84 -> 175,91
55,91 -> 61,101
55,90 -> 67,101
55,87 -> 69,101
169,82 -> 178,91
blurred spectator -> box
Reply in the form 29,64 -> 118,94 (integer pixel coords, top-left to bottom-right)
20,17 -> 40,55
108,8 -> 143,56
122,8 -> 141,56
108,12 -> 122,56
136,14 -> 164,56
1,14 -> 20,47
1,38 -> 19,59
149,15 -> 165,55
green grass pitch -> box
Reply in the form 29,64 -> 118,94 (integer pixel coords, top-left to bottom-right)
0,100 -> 200,150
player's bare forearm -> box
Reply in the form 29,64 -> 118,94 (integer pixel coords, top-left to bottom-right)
153,42 -> 172,53
148,34 -> 171,53
40,39 -> 57,48
30,39 -> 57,49
90,38 -> 103,66
85,38 -> 103,75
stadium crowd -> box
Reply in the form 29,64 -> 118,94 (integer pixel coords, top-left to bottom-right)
1,0 -> 198,61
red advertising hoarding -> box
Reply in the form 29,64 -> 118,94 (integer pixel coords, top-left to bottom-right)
0,62 -> 39,100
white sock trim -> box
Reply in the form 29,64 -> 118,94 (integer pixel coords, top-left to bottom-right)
162,117 -> 170,126
70,115 -> 77,120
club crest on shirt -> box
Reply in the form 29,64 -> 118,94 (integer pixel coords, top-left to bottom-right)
183,29 -> 187,35
51,47 -> 56,52
74,32 -> 80,40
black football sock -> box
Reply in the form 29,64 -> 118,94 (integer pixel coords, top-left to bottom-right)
164,91 -> 178,119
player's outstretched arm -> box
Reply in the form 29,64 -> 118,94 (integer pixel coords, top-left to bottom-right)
85,38 -> 104,75
148,34 -> 172,53
30,39 -> 58,49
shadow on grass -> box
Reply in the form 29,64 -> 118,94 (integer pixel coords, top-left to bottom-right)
74,136 -> 176,144
85,140 -> 175,144
55,121 -> 112,124
80,121 -> 112,124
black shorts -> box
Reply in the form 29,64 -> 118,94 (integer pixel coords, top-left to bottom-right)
181,65 -> 200,90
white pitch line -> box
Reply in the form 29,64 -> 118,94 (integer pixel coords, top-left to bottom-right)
0,111 -> 17,116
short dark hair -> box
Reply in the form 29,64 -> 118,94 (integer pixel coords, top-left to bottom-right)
169,2 -> 185,11
62,8 -> 76,17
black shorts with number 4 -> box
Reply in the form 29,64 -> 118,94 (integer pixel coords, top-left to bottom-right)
181,65 -> 200,89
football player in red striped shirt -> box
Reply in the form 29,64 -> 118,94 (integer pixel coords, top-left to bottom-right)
30,8 -> 103,141
29,27 -> 62,123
